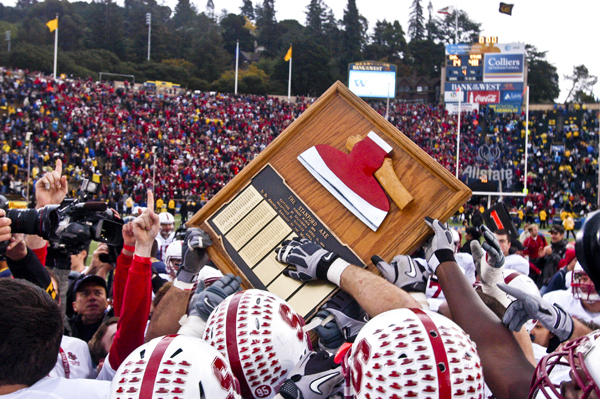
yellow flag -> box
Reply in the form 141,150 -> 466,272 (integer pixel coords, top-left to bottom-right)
47,18 -> 58,32
284,46 -> 292,62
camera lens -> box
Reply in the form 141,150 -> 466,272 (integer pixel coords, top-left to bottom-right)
6,208 -> 42,236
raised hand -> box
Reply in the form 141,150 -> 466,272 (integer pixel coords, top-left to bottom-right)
423,217 -> 455,273
278,350 -> 343,399
372,254 -> 430,292
480,225 -> 505,268
132,190 -> 159,257
35,159 -> 68,208
194,274 -> 242,320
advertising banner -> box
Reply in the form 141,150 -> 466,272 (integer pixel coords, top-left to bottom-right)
446,42 -> 525,55
445,82 -> 524,92
501,90 -> 524,102
468,91 -> 500,104
444,90 -> 465,102
488,103 -> 521,113
445,102 -> 479,114
484,53 -> 525,82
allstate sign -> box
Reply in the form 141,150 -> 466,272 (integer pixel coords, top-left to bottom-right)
484,54 -> 524,82
501,90 -> 523,102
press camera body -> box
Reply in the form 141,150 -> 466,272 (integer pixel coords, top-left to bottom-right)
0,178 -> 123,262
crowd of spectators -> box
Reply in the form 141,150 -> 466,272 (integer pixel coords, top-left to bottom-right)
0,68 -> 598,221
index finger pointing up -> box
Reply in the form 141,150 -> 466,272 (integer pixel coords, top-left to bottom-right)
146,190 -> 154,213
55,159 -> 63,176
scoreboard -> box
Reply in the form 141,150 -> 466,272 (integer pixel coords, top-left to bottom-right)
446,54 -> 483,82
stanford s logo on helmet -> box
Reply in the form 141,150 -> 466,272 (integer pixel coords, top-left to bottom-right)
110,335 -> 241,399
345,308 -> 483,399
203,290 -> 311,399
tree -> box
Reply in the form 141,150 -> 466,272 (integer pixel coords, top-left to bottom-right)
85,0 -> 126,59
407,39 -> 444,77
255,0 -> 280,55
240,0 -> 254,21
205,0 -> 214,20
408,0 -> 425,41
525,44 -> 559,103
340,0 -> 366,66
425,1 -> 436,41
434,9 -> 481,44
219,13 -> 254,56
564,64 -> 597,103
364,20 -> 407,65
305,0 -> 325,38
172,0 -> 196,27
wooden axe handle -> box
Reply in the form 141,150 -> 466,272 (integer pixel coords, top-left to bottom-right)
346,135 -> 414,210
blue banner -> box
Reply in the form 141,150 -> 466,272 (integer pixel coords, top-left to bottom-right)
484,54 -> 524,82
501,90 -> 524,102
445,82 -> 524,92
488,103 -> 521,113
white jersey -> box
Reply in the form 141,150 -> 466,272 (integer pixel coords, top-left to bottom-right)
504,254 -> 530,276
0,376 -> 110,399
49,336 -> 96,380
425,256 -> 474,312
543,289 -> 600,324
155,231 -> 175,262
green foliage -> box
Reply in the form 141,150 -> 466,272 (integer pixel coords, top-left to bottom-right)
364,20 -> 407,65
406,39 -> 444,77
408,0 -> 425,41
220,13 -> 254,56
434,10 -> 481,44
340,0 -> 366,66
215,64 -> 269,94
564,64 -> 597,103
525,45 -> 560,103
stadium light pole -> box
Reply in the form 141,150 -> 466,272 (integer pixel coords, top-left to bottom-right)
146,13 -> 151,61
25,132 -> 31,204
524,86 -> 530,195
5,31 -> 10,53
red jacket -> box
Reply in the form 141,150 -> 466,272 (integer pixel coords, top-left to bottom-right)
523,235 -> 547,260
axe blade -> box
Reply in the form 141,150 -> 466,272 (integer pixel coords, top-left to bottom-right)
298,146 -> 387,231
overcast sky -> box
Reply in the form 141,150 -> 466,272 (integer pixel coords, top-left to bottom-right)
5,0 -> 598,102
205,0 -> 599,103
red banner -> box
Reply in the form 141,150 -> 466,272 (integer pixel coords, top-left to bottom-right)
468,91 -> 500,104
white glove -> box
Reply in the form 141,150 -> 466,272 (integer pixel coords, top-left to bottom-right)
499,283 -> 574,342
372,254 -> 430,292
423,217 -> 455,273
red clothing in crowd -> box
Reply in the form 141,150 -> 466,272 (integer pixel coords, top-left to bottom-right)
523,235 -> 548,260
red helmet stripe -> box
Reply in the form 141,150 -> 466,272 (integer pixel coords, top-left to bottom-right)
411,308 -> 452,399
140,334 -> 177,398
504,272 -> 520,285
225,291 -> 253,399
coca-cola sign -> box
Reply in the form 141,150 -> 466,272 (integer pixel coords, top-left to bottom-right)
468,91 -> 499,104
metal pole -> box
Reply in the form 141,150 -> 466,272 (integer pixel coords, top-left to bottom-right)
524,86 -> 530,194
234,41 -> 239,94
26,132 -> 31,204
287,53 -> 292,102
53,15 -> 58,78
598,110 -> 600,209
146,13 -> 151,61
152,153 -> 156,194
6,31 -> 10,53
456,88 -> 461,178
454,7 -> 458,43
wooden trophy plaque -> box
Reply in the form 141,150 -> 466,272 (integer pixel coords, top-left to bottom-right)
187,81 -> 471,319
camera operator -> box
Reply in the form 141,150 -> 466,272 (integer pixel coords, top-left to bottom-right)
27,159 -> 69,311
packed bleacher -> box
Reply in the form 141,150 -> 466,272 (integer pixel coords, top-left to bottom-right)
1,67 -> 600,399
1,68 -> 597,218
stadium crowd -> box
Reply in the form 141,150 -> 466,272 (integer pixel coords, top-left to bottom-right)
0,68 -> 600,399
1,153 -> 600,399
0,68 -> 598,222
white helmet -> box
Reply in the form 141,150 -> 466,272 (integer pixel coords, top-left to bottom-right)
159,212 -> 175,225
203,290 -> 311,399
502,269 -> 541,301
165,240 -> 183,276
345,308 -> 483,399
110,335 -> 242,399
572,262 -> 600,302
